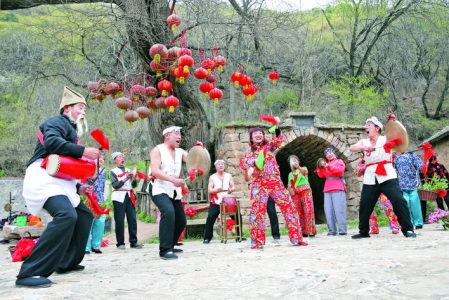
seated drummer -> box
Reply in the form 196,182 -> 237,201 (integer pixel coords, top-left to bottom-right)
203,160 -> 245,244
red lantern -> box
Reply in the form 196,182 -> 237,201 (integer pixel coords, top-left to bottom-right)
242,84 -> 258,100
95,93 -> 106,104
157,80 -> 172,96
130,85 -> 146,101
167,47 -> 180,61
194,67 -> 208,80
124,110 -> 139,127
214,55 -> 227,72
105,82 -> 122,98
165,95 -> 179,113
201,59 -> 216,74
146,99 -> 158,114
115,97 -> 132,113
149,44 -> 168,64
176,66 -> 190,84
209,88 -> 223,105
136,106 -> 151,121
230,72 -> 242,88
199,82 -> 214,97
167,13 -> 181,32
206,74 -> 217,84
268,71 -> 280,84
239,75 -> 252,88
177,48 -> 192,57
145,86 -> 158,102
150,60 -> 167,78
87,81 -> 101,93
178,55 -> 194,73
154,96 -> 167,113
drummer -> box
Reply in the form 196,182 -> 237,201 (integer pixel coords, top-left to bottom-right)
203,159 -> 245,244
149,126 -> 188,260
349,112 -> 416,239
16,86 -> 102,288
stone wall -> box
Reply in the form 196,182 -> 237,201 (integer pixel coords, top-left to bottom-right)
213,120 -> 367,228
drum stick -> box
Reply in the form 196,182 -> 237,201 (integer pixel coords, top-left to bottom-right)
89,168 -> 105,186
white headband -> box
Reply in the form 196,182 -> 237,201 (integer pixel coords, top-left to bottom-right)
162,126 -> 182,136
365,116 -> 383,130
111,152 -> 123,160
214,159 -> 225,166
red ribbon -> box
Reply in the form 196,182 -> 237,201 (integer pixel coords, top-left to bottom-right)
366,160 -> 392,176
113,189 -> 136,208
210,193 -> 218,205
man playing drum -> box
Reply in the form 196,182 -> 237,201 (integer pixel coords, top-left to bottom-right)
149,126 -> 188,260
203,159 -> 245,244
16,86 -> 102,288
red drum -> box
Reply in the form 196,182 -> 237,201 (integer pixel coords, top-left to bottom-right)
41,154 -> 96,180
221,197 -> 237,214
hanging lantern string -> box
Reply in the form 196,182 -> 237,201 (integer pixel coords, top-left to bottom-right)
212,47 -> 219,58
238,63 -> 246,74
199,48 -> 204,63
169,6 -> 176,15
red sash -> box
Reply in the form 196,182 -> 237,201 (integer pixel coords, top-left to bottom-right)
365,160 -> 392,176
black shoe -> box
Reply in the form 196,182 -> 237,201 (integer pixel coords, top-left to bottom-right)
415,225 -> 423,229
351,233 -> 370,239
0,238 -> 10,244
327,233 -> 337,236
308,235 -> 315,238
405,231 -> 417,238
85,251 -> 90,254
175,243 -> 183,246
339,233 -> 347,236
55,265 -> 85,274
91,248 -> 102,254
160,251 -> 178,260
273,236 -> 280,240
172,248 -> 183,253
16,276 -> 52,288
131,243 -> 143,249
203,239 -> 210,244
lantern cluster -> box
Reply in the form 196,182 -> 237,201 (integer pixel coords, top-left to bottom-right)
87,79 -> 124,103
230,72 -> 258,100
193,52 -> 227,105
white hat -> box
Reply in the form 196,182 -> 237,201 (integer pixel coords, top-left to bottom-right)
59,86 -> 86,109
111,152 -> 124,160
162,126 -> 182,136
365,116 -> 383,130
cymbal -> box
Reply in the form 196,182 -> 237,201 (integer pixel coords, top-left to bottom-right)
131,165 -> 137,180
4,203 -> 11,212
316,158 -> 326,169
385,120 -> 409,153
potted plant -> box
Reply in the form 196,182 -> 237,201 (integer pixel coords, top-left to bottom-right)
418,174 -> 448,201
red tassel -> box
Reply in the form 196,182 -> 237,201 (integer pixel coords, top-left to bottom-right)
239,158 -> 247,171
383,138 -> 402,153
375,163 -> 387,176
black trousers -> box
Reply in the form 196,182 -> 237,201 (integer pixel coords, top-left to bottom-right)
436,193 -> 449,211
203,203 -> 243,241
17,195 -> 93,279
359,178 -> 414,236
149,184 -> 186,256
420,200 -> 427,221
113,194 -> 138,247
266,196 -> 280,238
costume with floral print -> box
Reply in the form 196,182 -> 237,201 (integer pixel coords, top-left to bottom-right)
245,130 -> 302,249
369,193 -> 400,233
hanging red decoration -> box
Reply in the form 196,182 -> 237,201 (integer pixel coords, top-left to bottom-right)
154,96 -> 167,113
230,72 -> 242,88
242,84 -> 258,100
130,85 -> 146,101
239,75 -> 252,88
124,110 -> 139,127
177,48 -> 192,57
176,66 -> 190,84
149,44 -> 168,64
201,59 -> 216,74
268,71 -> 280,84
87,81 -> 101,93
178,54 -> 194,72
209,88 -> 223,104
157,80 -> 172,96
136,106 -> 151,121
165,95 -> 180,113
167,47 -> 180,61
206,74 -> 217,84
115,97 -> 132,113
194,67 -> 208,80
146,99 -> 158,114
199,82 -> 214,97
167,13 -> 181,32
214,55 -> 227,72
145,86 -> 158,102
150,61 -> 167,78
104,82 -> 122,98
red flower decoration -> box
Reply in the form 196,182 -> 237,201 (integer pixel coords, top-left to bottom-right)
226,219 -> 236,231
188,169 -> 204,181
185,206 -> 197,217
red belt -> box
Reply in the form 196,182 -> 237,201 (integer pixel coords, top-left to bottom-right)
113,189 -> 136,208
365,160 -> 392,176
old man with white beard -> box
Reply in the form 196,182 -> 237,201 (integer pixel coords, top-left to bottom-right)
15,86 -> 102,288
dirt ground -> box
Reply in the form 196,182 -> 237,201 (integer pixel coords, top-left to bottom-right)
1,221 -> 449,299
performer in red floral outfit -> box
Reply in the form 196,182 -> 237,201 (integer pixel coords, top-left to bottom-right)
244,126 -> 307,249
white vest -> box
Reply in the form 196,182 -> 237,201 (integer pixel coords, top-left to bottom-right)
363,136 -> 397,185
152,144 -> 183,200
111,167 -> 133,203
210,172 -> 232,205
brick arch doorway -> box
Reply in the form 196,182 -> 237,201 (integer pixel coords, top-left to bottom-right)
275,134 -> 360,224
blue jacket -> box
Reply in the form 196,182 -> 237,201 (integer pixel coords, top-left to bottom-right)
393,152 -> 423,190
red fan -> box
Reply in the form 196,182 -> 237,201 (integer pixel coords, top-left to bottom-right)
90,129 -> 110,150
258,115 -> 279,125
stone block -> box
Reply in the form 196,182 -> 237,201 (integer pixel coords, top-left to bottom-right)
2,225 -> 46,239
